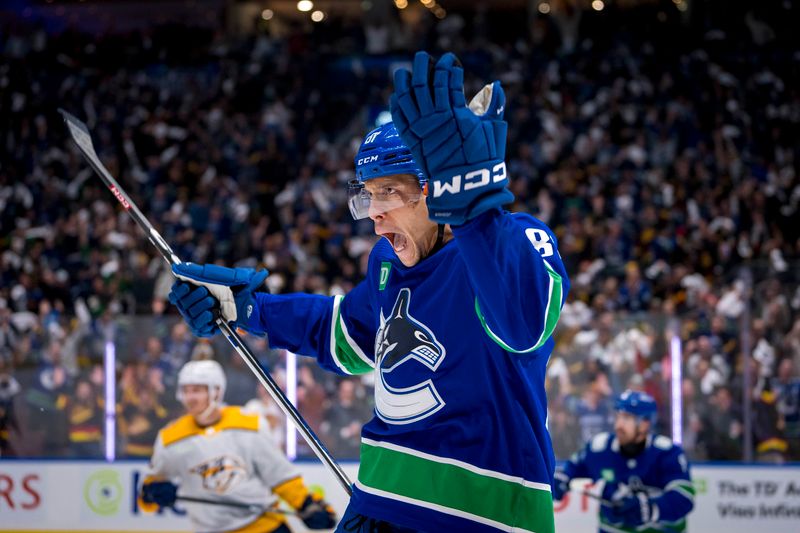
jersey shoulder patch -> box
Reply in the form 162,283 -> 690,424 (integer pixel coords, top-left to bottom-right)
653,435 -> 674,451
590,432 -> 612,453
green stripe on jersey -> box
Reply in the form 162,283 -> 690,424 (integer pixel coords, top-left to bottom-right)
665,479 -> 695,502
475,260 -> 564,354
329,295 -> 374,375
357,439 -> 554,533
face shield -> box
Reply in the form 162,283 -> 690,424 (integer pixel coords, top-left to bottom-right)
347,179 -> 423,220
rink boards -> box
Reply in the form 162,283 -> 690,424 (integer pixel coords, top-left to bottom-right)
0,460 -> 798,532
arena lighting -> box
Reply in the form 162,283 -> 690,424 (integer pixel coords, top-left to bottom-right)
676,1 -> 688,12
420,0 -> 434,6
538,2 -> 551,14
434,7 -> 446,18
592,0 -> 604,11
395,0 -> 408,9
104,341 -> 116,462
261,8 -> 274,20
311,9 -> 325,21
286,350 -> 297,460
297,0 -> 314,12
670,334 -> 683,445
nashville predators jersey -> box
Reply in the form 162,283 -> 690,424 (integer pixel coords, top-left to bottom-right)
145,406 -> 300,533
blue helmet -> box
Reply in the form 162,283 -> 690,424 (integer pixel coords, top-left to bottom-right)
354,122 -> 425,184
614,390 -> 657,424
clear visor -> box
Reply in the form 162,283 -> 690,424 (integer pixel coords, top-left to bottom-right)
347,179 -> 422,220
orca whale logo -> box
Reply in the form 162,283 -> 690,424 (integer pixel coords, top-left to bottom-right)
374,288 -> 446,424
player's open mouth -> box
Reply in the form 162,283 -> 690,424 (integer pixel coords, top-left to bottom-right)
385,232 -> 408,253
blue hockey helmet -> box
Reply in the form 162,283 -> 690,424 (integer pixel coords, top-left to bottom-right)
353,122 -> 425,184
349,122 -> 426,220
614,390 -> 657,424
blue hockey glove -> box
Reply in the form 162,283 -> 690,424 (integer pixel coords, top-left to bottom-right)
168,282 -> 219,337
390,51 -> 513,225
602,484 -> 657,528
140,480 -> 178,509
298,494 -> 337,530
169,263 -> 268,336
552,471 -> 570,502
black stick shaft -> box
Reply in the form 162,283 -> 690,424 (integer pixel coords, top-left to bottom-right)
576,490 -> 616,507
176,495 -> 295,515
59,109 -> 352,496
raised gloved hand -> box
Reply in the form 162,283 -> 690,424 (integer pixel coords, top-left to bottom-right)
168,263 -> 268,337
298,494 -> 337,530
390,51 -> 513,225
552,470 -> 571,502
140,480 -> 178,509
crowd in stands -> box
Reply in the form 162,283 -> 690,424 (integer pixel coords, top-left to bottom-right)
1,2 -> 799,462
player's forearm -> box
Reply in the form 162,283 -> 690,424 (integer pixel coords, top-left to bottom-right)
651,485 -> 695,523
252,292 -> 334,357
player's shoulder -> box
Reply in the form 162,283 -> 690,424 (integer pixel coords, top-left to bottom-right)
648,434 -> 685,455
159,413 -> 201,448
218,405 -> 261,433
587,431 -> 614,454
159,407 -> 261,448
508,211 -> 556,236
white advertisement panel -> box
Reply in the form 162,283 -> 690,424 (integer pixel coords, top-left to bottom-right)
0,460 -> 357,532
0,461 -> 798,532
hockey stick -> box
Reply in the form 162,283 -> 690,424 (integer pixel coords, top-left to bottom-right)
176,495 -> 297,516
58,109 -> 353,496
575,490 -> 617,507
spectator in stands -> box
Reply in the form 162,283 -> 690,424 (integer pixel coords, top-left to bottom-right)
295,364 -> 327,456
62,377 -> 103,458
699,386 -> 743,460
322,379 -> 371,459
119,387 -> 168,458
243,371 -> 287,450
0,360 -> 21,457
752,386 -> 788,463
567,372 -> 614,443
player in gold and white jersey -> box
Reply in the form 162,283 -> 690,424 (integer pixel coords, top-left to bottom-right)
139,359 -> 336,533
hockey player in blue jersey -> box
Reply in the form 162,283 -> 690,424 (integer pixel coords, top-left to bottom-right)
552,391 -> 695,532
167,51 -> 569,533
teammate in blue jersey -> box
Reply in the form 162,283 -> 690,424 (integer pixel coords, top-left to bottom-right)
553,391 -> 695,532
167,51 -> 569,533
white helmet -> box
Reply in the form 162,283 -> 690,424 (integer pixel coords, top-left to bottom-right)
176,359 -> 226,411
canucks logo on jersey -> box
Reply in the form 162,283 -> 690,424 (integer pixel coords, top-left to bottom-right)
374,288 -> 446,425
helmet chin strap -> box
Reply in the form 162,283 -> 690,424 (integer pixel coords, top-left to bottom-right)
428,223 -> 446,256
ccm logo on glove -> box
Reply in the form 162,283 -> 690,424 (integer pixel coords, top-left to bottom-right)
432,161 -> 507,198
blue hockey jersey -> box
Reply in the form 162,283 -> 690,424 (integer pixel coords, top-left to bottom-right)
562,432 -> 695,533
247,208 -> 569,533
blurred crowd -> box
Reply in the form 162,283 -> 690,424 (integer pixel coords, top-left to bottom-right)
1,2 -> 799,462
